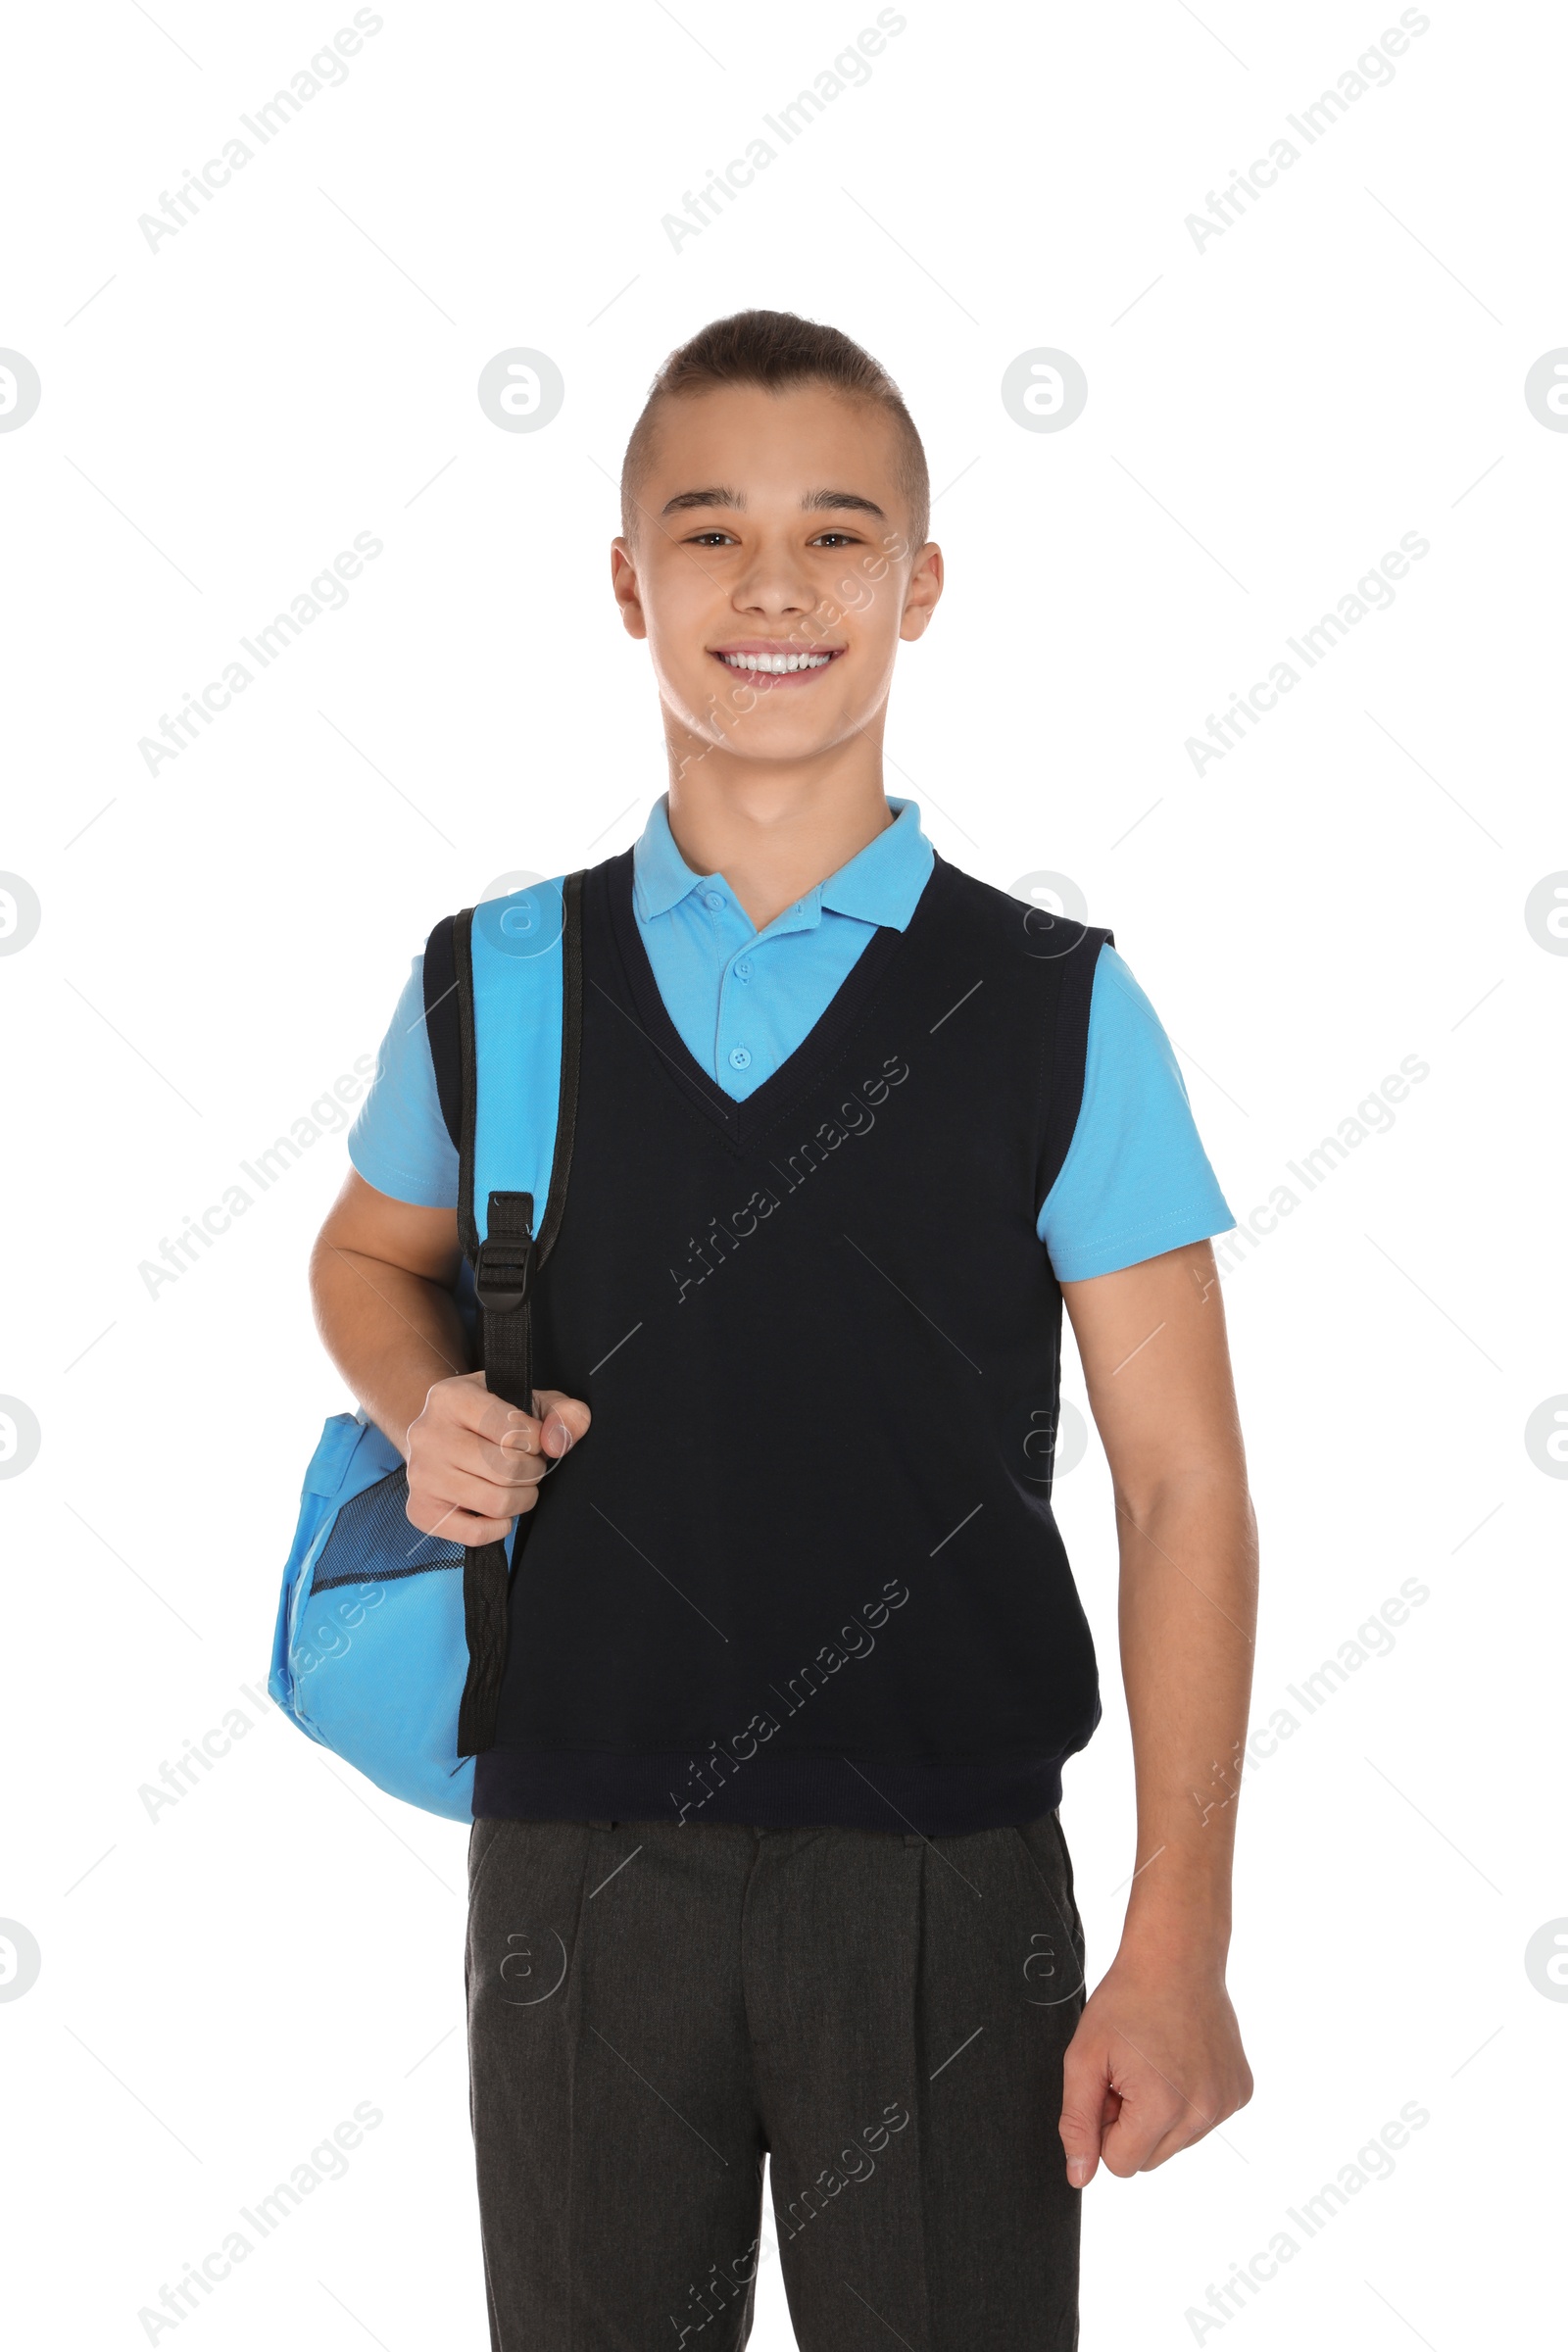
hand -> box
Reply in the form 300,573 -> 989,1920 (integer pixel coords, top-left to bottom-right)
1058,1949 -> 1252,2183
405,1370 -> 590,1546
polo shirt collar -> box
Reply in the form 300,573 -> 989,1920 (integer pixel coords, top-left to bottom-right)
633,794 -> 706,920
633,794 -> 932,932
819,798 -> 931,930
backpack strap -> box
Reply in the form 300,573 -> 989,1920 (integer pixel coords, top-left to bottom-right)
421,912 -> 464,1154
449,870 -> 585,1757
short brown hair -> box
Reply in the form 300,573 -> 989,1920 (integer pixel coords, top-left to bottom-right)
620,309 -> 930,551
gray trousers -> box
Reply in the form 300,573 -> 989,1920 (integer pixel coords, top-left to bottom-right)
466,1812 -> 1086,2350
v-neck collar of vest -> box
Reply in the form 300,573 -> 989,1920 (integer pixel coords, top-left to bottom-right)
604,846 -> 949,1150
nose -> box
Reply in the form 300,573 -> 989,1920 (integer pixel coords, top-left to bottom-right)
730,532 -> 819,618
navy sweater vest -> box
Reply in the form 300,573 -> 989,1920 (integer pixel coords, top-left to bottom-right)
472,848 -> 1112,1836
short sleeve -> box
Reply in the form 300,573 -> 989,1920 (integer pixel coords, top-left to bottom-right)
1038,946 -> 1235,1281
347,956 -> 461,1209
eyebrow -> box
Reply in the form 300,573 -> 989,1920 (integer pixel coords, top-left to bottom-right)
660,485 -> 888,521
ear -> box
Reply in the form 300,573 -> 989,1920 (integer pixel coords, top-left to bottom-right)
898,541 -> 944,643
611,537 -> 648,640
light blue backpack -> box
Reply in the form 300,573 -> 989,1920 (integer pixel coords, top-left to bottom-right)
268,872 -> 584,1819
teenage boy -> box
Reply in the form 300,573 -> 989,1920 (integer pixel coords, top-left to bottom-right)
312,311 -> 1256,2351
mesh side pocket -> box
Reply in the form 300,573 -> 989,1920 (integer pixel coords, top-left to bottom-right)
313,1467 -> 466,1592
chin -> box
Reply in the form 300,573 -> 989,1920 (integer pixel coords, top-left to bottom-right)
727,712 -> 858,760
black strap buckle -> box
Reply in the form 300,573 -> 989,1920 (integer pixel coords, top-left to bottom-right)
473,1233 -> 535,1315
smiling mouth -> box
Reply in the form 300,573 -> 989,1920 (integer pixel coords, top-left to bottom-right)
710,644 -> 846,682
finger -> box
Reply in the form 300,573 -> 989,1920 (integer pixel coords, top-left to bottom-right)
1099,2090 -> 1189,2179
432,1369 -> 494,1419
465,1386 -> 547,1448
459,1428 -> 553,1490
412,1466 -> 532,1528
1138,2077 -> 1247,2172
416,1388 -> 531,1458
405,1494 -> 515,1546
533,1390 -> 592,1456
410,1420 -> 544,1497
1137,2115 -> 1213,2172
1059,2043 -> 1115,2188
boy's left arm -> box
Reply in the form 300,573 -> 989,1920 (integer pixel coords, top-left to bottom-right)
1056,1237 -> 1257,2185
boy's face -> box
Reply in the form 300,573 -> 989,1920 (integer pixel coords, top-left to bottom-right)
612,381 -> 942,773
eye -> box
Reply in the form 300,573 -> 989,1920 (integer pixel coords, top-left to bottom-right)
686,529 -> 737,548
810,530 -> 860,548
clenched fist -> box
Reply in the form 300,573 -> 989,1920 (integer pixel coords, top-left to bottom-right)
405,1370 -> 591,1546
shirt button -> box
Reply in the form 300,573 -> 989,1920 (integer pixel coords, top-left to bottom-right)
734,958 -> 753,979
703,890 -> 725,911
728,1046 -> 752,1070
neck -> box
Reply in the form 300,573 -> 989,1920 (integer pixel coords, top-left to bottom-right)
663,731 -> 893,931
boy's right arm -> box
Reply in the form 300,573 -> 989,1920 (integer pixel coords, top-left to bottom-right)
310,1169 -> 589,1546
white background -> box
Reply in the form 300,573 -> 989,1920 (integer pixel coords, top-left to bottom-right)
2,1 -> 1563,2344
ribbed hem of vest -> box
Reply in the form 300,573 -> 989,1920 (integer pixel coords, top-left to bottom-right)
471,1746 -> 1071,1836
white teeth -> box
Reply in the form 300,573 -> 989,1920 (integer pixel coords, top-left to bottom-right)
720,650 -> 833,673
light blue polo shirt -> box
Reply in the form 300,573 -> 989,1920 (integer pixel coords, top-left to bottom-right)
349,796 -> 1234,1282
